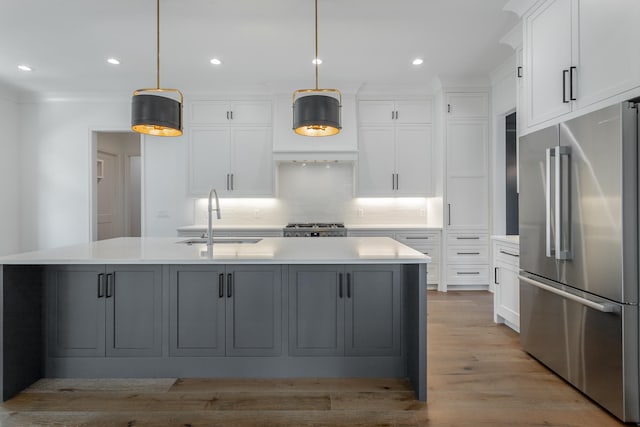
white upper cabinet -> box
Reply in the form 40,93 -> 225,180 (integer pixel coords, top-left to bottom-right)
358,99 -> 432,126
524,0 -> 640,128
357,99 -> 433,197
444,93 -> 489,119
189,100 -> 272,125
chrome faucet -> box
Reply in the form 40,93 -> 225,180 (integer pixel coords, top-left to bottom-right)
207,188 -> 221,247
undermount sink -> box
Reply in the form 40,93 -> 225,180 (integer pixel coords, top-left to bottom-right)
178,237 -> 263,245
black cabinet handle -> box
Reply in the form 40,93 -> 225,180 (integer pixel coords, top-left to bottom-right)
457,252 -> 480,255
562,69 -> 569,103
230,111 -> 234,120
447,103 -> 451,113
569,66 -> 577,101
456,236 -> 480,240
339,273 -> 343,298
347,273 -> 351,298
97,273 -> 105,298
517,66 -> 523,78
495,267 -> 500,285
106,273 -> 113,298
226,111 -> 229,120
447,204 -> 451,226
499,250 -> 519,258
219,273 -> 224,298
227,273 -> 233,298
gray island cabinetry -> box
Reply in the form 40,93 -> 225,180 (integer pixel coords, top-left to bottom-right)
170,264 -> 282,357
46,265 -> 162,358
0,237 -> 427,402
289,265 -> 401,357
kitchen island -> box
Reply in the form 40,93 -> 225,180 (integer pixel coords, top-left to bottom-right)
0,237 -> 428,402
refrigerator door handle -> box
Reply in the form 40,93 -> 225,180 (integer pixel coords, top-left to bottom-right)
519,275 -> 618,313
545,147 -> 555,258
555,146 -> 572,260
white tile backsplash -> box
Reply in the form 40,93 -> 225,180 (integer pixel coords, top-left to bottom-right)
192,162 -> 442,228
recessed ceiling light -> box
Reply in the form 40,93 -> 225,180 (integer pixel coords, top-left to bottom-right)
312,58 -> 322,65
210,58 -> 222,65
17,65 -> 32,72
107,58 -> 120,65
412,58 -> 424,66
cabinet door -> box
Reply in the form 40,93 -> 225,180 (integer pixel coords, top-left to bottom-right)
395,100 -> 432,124
525,0 -> 573,126
495,262 -> 520,330
395,126 -> 432,196
228,101 -> 272,125
575,0 -> 640,109
105,265 -> 162,357
226,266 -> 282,356
358,100 -> 396,125
357,127 -> 396,196
189,101 -> 230,125
445,93 -> 488,119
289,266 -> 344,356
230,127 -> 274,196
169,266 -> 226,356
345,266 -> 401,356
446,121 -> 488,229
46,265 -> 106,357
189,128 -> 231,196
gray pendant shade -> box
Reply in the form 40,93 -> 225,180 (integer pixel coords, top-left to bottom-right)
131,94 -> 182,137
292,94 -> 341,137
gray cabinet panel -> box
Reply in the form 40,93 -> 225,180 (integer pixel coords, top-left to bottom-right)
289,266 -> 344,356
345,266 -> 401,356
226,266 -> 282,356
46,266 -> 106,357
106,266 -> 162,357
170,267 -> 226,356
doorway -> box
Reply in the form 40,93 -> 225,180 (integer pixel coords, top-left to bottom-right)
505,112 -> 518,235
95,132 -> 141,240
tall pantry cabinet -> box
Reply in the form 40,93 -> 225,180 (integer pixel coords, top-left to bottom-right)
442,92 -> 490,291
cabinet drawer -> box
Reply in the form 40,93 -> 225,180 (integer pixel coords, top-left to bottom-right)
446,265 -> 489,284
410,245 -> 440,261
348,230 -> 396,238
447,245 -> 488,264
495,243 -> 520,267
395,232 -> 441,245
447,232 -> 488,245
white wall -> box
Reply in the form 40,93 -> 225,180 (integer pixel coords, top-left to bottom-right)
489,54 -> 517,236
19,97 -> 193,250
0,85 -> 21,255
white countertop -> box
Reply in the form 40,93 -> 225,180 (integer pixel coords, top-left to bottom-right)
178,224 -> 442,231
0,237 -> 430,265
491,235 -> 520,245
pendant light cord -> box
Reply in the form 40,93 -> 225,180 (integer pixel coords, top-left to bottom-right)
156,0 -> 161,89
314,0 -> 318,90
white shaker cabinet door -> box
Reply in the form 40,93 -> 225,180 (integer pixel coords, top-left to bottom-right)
189,128 -> 232,196
395,126 -> 432,196
357,127 -> 396,196
575,0 -> 640,109
525,0 -> 573,127
229,127 -> 273,196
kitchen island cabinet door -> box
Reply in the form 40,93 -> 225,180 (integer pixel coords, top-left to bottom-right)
289,266 -> 345,356
169,266 -> 226,356
46,265 -> 106,357
225,266 -> 282,356
345,265 -> 401,356
105,265 -> 162,357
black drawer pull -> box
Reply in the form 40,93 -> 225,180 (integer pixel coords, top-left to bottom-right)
499,250 -> 519,258
457,252 -> 480,255
227,273 -> 233,298
456,236 -> 480,240
106,273 -> 113,298
457,271 -> 480,275
97,273 -> 105,298
405,236 -> 429,240
339,273 -> 343,298
347,273 -> 351,298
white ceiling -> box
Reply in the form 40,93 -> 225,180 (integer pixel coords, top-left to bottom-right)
0,0 -> 519,98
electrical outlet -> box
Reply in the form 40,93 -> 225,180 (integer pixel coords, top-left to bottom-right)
357,208 -> 364,217
419,208 -> 426,217
156,210 -> 170,218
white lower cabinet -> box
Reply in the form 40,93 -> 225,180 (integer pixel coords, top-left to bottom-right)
491,237 -> 520,332
443,231 -> 489,291
348,229 -> 441,287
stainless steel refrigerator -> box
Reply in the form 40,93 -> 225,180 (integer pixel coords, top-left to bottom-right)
519,99 -> 639,422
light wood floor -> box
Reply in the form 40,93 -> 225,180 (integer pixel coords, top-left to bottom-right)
0,291 -> 626,426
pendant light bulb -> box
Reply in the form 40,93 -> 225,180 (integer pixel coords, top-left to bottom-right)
292,0 -> 342,137
131,0 -> 183,137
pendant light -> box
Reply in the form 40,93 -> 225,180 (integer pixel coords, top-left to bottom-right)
292,0 -> 341,137
131,0 -> 183,137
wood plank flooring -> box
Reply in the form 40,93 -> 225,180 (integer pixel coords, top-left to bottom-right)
0,291 -> 626,426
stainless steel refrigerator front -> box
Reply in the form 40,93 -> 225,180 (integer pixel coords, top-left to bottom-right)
518,101 -> 640,422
